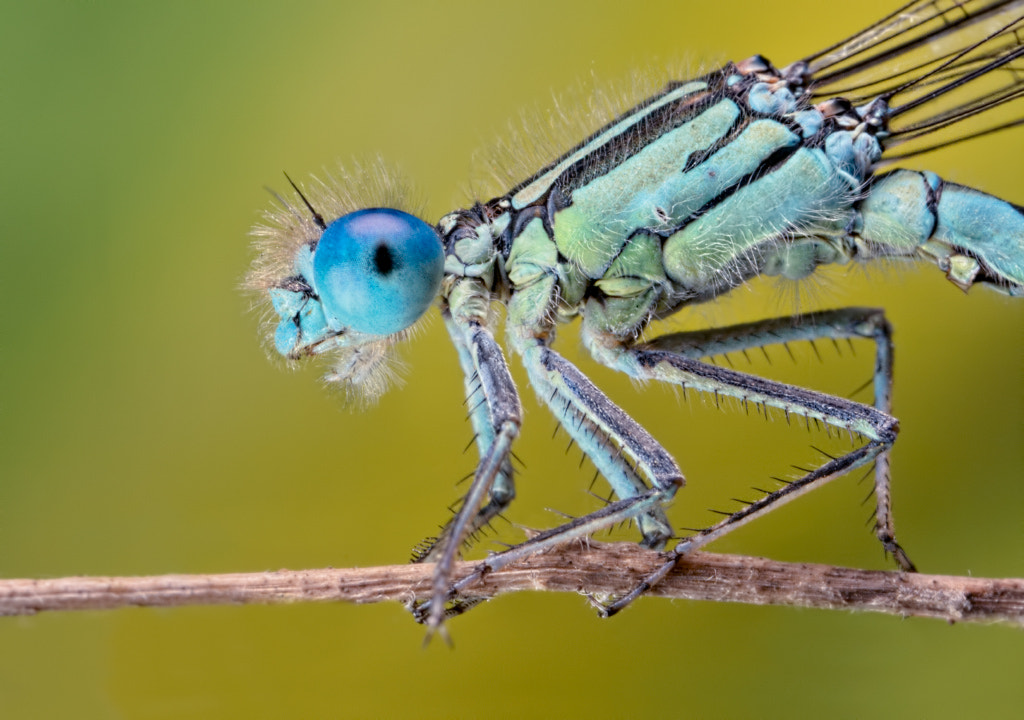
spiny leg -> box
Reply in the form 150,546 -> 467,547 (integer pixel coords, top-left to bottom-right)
633,307 -> 912,569
410,310 -> 522,636
435,308 -> 910,619
449,440 -> 887,611
410,310 -> 516,565
442,336 -> 685,600
580,308 -> 910,614
516,338 -> 684,548
597,441 -> 888,616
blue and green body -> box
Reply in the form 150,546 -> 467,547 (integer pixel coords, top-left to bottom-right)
248,0 -> 1023,630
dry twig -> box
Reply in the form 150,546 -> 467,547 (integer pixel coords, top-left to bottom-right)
1,542 -> 1021,625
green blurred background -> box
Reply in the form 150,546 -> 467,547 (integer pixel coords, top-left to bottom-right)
2,1 -> 1021,717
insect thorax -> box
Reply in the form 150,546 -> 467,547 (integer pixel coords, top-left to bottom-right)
439,56 -> 897,339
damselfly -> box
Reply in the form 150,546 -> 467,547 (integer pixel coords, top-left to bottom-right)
247,0 -> 1023,633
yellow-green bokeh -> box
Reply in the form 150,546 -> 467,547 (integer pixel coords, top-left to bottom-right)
1,1 -> 1021,717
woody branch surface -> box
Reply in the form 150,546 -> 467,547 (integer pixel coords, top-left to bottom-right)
1,542 -> 1021,626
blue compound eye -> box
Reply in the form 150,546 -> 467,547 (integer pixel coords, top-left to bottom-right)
307,205 -> 444,335
311,209 -> 444,336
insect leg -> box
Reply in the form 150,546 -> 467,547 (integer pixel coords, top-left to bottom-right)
443,336 -> 684,601
581,310 -> 908,614
410,310 -> 517,565
597,441 -> 888,617
639,307 -> 911,569
413,310 -> 522,635
517,337 -> 684,548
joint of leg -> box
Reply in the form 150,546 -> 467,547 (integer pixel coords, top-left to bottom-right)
496,419 -> 520,441
851,308 -> 892,339
639,513 -> 674,550
878,418 -> 899,444
488,479 -> 515,507
878,532 -> 917,572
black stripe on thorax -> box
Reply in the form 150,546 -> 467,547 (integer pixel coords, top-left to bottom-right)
668,133 -> 804,234
506,65 -> 738,203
